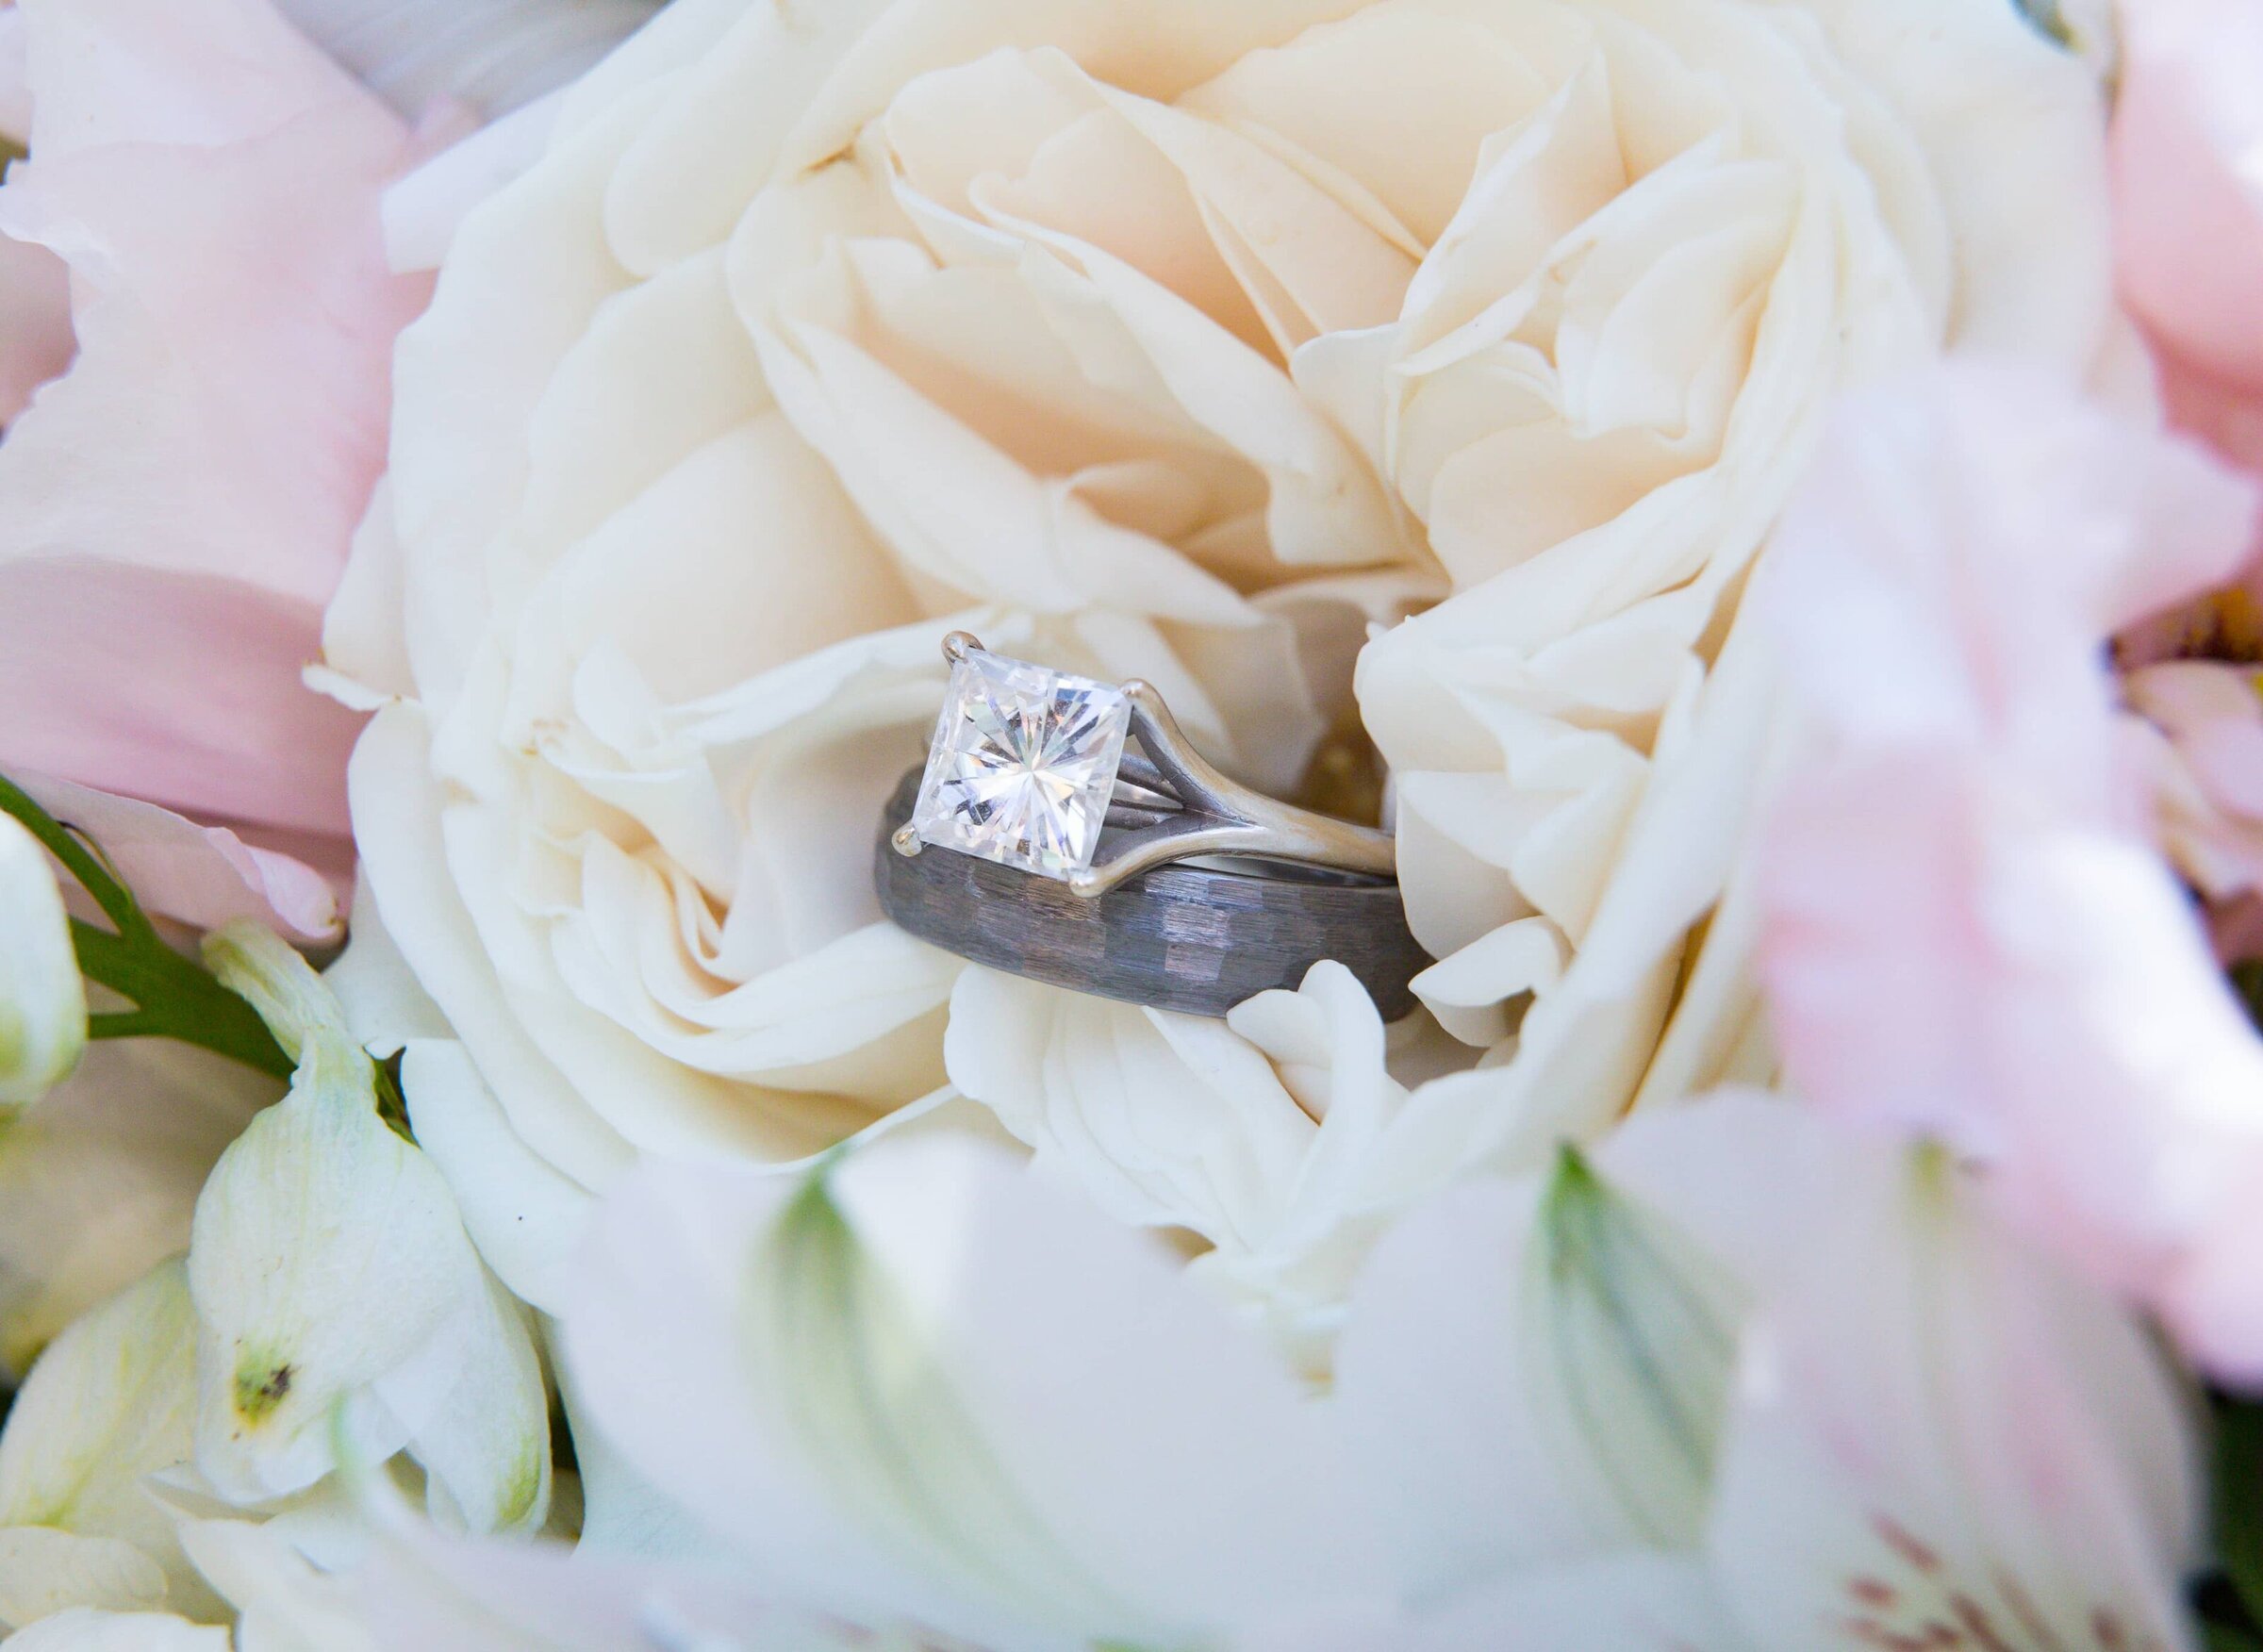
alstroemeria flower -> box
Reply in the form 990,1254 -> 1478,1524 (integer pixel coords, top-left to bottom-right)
1758,360 -> 2263,1377
1286,1094 -> 2199,1651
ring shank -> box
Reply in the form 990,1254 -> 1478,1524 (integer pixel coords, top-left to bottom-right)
875,769 -> 1429,1020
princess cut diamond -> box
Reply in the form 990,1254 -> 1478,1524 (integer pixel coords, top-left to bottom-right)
910,650 -> 1132,880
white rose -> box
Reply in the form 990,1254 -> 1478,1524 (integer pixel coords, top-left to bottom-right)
328,0 -> 2113,1306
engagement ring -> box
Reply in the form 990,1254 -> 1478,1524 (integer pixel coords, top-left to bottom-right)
874,634 -> 1427,1018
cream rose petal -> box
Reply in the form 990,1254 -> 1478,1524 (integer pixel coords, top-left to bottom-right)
946,962 -> 1462,1364
0,810 -> 82,1109
1349,0 -> 2108,1098
395,1042 -> 594,1317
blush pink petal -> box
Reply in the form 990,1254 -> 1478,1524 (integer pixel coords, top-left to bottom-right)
2113,0 -> 2263,400
0,0 -> 431,838
1759,362 -> 2263,1376
0,230 -> 71,424
18,771 -> 341,943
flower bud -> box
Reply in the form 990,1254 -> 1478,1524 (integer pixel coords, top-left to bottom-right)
0,811 -> 85,1108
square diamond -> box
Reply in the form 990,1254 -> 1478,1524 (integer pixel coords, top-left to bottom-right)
911,651 -> 1132,880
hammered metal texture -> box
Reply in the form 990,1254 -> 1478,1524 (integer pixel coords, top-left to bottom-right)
876,770 -> 1429,1020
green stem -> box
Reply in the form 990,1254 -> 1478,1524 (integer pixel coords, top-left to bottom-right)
73,919 -> 293,1081
2,768 -> 294,1084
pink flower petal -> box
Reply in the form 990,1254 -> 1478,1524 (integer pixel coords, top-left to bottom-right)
0,0 -> 431,844
2113,0 -> 2263,400
17,770 -> 341,942
0,233 -> 70,425
1759,362 -> 2263,1374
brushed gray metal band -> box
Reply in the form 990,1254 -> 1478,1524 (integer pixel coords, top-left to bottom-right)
875,769 -> 1428,1019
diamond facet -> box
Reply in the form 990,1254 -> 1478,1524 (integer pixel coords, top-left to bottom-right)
910,651 -> 1132,880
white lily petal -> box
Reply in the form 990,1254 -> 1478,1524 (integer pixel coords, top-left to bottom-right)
1707,1145 -> 2201,1652
0,1609 -> 228,1652
0,1531 -> 165,1626
1330,1183 -> 1668,1593
560,1362 -> 737,1567
1245,1552 -> 1748,1652
0,1261 -> 217,1623
564,1134 -> 1379,1650
1332,1093 -> 1842,1598
190,925 -> 548,1527
1521,1148 -> 1746,1549
187,999 -> 456,1495
0,812 -> 84,1109
193,1483 -> 917,1652
277,0 -> 661,122
379,1269 -> 551,1536
175,1514 -> 377,1652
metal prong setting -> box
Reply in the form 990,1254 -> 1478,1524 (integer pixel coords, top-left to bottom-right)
911,631 -> 1396,895
1067,673 -> 1398,900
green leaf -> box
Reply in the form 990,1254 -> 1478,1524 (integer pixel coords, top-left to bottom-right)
2231,962 -> 2263,1035
2215,1396 -> 2263,1631
2206,1617 -> 2263,1652
2010,0 -> 2078,50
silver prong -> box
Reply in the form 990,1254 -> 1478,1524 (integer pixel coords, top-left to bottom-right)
1115,752 -> 1176,799
1110,775 -> 1181,814
890,823 -> 924,858
942,631 -> 983,666
1104,805 -> 1175,831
